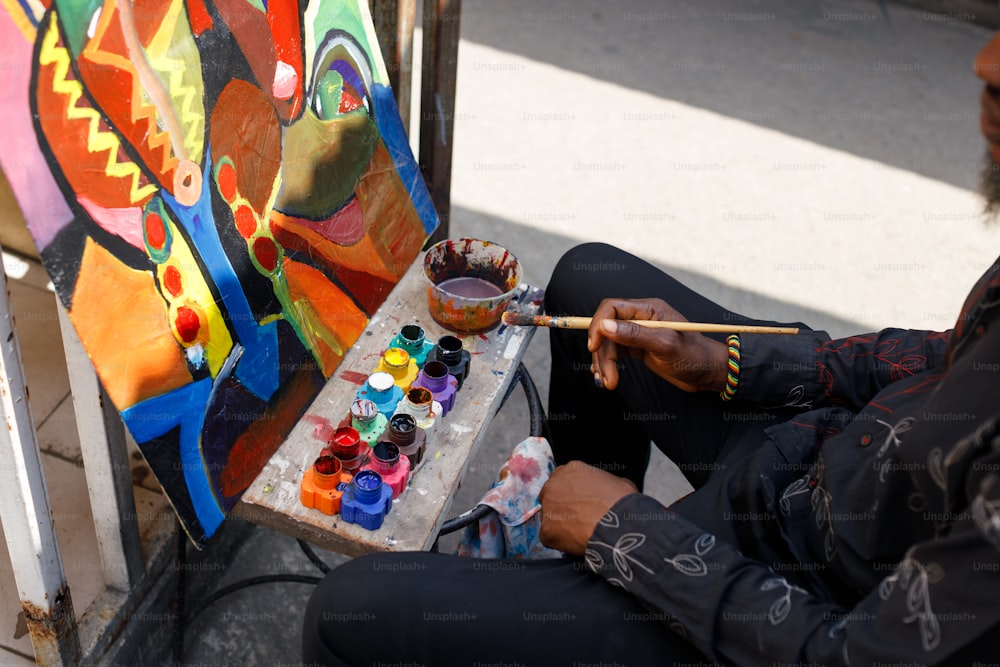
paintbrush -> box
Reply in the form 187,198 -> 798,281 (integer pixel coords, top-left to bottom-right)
501,312 -> 799,335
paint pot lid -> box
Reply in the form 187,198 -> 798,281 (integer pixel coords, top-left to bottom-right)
351,399 -> 379,422
383,347 -> 411,368
368,372 -> 395,393
400,324 -> 425,344
313,455 -> 342,476
423,360 -> 449,379
372,441 -> 400,464
354,469 -> 382,491
389,413 -> 417,433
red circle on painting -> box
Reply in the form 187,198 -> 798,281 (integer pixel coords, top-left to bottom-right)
162,265 -> 183,297
234,205 -> 257,239
175,306 -> 201,343
253,237 -> 280,273
217,162 -> 238,203
145,213 -> 166,250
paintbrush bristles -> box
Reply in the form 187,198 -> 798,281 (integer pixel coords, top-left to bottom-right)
501,312 -> 799,335
501,313 -> 590,328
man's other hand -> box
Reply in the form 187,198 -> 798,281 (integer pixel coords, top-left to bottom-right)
539,461 -> 638,556
586,297 -> 728,392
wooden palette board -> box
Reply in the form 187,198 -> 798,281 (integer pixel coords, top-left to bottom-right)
235,256 -> 540,556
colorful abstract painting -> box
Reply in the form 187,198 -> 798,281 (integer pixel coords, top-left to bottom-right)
0,0 -> 437,546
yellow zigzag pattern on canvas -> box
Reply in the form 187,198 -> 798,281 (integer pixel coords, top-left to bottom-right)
81,5 -> 178,180
39,13 -> 157,204
146,0 -> 205,164
157,51 -> 204,162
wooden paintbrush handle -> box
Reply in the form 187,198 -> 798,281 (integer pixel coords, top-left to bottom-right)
632,321 -> 799,335
508,314 -> 798,335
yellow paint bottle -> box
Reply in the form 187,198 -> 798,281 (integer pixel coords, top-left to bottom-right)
375,347 -> 419,391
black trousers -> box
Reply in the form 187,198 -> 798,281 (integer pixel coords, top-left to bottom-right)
302,244 -> 807,666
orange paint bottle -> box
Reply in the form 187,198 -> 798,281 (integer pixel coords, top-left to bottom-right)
300,455 -> 353,515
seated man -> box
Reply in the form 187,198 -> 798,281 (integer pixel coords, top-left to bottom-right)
301,30 -> 1000,667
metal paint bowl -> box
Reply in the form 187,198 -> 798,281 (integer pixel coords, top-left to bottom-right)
422,238 -> 521,334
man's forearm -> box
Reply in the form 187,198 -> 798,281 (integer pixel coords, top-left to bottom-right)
586,492 -> 1000,666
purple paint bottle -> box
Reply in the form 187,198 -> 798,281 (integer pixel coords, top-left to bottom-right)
412,360 -> 458,416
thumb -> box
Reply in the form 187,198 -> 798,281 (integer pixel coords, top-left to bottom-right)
600,319 -> 664,351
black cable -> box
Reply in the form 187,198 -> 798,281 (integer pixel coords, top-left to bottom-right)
516,362 -> 547,440
183,574 -> 323,627
437,503 -> 493,536
297,538 -> 332,574
497,365 -> 523,411
172,532 -> 328,665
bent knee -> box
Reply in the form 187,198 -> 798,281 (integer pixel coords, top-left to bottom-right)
546,243 -> 634,314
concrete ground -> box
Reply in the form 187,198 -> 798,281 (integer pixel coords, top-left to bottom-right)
5,0 -> 997,664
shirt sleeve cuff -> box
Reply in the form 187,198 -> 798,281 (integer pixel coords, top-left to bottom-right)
735,330 -> 827,407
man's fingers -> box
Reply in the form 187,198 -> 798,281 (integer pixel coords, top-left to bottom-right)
595,337 -> 620,389
588,299 -> 662,351
587,298 -> 684,388
602,318 -> 670,352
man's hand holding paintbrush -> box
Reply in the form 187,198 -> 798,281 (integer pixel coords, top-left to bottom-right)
504,296 -> 790,392
503,298 -> 797,393
584,297 -> 731,392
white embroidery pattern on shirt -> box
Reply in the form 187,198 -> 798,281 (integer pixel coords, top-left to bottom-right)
927,448 -> 946,491
770,384 -> 812,410
779,475 -> 811,517
878,555 -> 943,652
590,532 -> 654,585
662,533 -> 716,578
875,417 -> 915,458
971,474 -> 1000,550
811,482 -> 837,561
760,577 -> 808,626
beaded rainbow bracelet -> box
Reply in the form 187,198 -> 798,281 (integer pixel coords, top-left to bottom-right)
720,334 -> 741,401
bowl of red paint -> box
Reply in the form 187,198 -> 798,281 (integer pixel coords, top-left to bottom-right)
423,238 -> 521,334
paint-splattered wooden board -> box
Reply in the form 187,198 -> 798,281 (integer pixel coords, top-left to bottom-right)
235,255 -> 541,556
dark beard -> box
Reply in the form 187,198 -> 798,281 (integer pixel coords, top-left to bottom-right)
979,149 -> 1000,219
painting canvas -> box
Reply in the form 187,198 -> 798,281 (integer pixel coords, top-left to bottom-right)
0,0 -> 438,546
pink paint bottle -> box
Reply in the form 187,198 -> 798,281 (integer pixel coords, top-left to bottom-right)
412,360 -> 458,416
361,442 -> 410,499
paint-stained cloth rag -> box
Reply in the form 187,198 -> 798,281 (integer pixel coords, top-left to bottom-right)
456,436 -> 563,559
